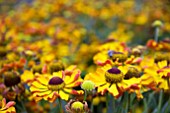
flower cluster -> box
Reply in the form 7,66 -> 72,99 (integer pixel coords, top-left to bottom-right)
0,0 -> 170,113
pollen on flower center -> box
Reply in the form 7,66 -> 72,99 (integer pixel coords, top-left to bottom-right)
48,77 -> 65,90
105,67 -> 124,83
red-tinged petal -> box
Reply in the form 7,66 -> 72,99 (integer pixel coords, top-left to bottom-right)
66,81 -> 82,88
96,60 -> 112,66
71,90 -> 84,95
74,71 -> 80,81
42,64 -> 48,74
129,84 -> 140,90
5,101 -> 15,109
65,65 -> 77,75
44,92 -> 59,103
132,57 -> 142,64
19,58 -> 26,64
167,72 -> 170,77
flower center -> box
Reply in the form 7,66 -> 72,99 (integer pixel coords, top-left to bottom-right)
32,65 -> 42,74
48,77 -> 65,90
81,80 -> 95,92
49,61 -> 65,74
105,68 -> 124,83
111,52 -> 127,62
4,72 -> 21,87
71,101 -> 84,112
0,46 -> 7,57
124,67 -> 140,79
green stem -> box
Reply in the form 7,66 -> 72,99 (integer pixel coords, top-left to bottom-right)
143,98 -> 148,113
167,78 -> 170,90
106,93 -> 109,112
122,92 -> 129,113
84,91 -> 87,101
58,98 -> 63,113
20,99 -> 27,113
128,93 -> 131,112
106,93 -> 114,113
157,89 -> 163,113
90,98 -> 93,113
154,27 -> 159,42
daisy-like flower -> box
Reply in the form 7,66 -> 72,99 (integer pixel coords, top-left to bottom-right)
142,60 -> 170,90
84,64 -> 140,98
0,98 -> 16,113
30,66 -> 83,102
2,71 -> 25,101
93,50 -> 142,67
21,61 -> 65,84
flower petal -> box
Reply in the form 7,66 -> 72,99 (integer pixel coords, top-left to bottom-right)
108,84 -> 119,97
59,90 -> 69,100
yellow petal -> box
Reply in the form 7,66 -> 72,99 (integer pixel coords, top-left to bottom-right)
31,81 -> 47,89
65,65 -> 77,73
158,60 -> 167,69
36,76 -> 49,85
1,98 -> 6,108
118,65 -> 128,75
123,77 -> 140,85
21,70 -> 34,82
108,84 -> 119,97
30,86 -> 47,92
53,71 -> 63,79
43,91 -> 58,103
59,90 -> 69,100
33,90 -> 52,97
98,83 -> 110,95
159,79 -> 169,90
64,69 -> 81,85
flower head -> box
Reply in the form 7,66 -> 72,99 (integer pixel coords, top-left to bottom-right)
85,64 -> 141,98
65,99 -> 90,113
152,20 -> 163,27
30,66 -> 83,102
4,71 -> 21,87
81,80 -> 95,92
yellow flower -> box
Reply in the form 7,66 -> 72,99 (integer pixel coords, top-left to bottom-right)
0,98 -> 16,113
142,60 -> 170,90
85,64 -> 140,98
30,68 -> 83,102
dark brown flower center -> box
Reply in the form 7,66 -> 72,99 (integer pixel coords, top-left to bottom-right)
108,68 -> 121,74
4,72 -> 21,87
48,77 -> 65,90
49,77 -> 64,85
